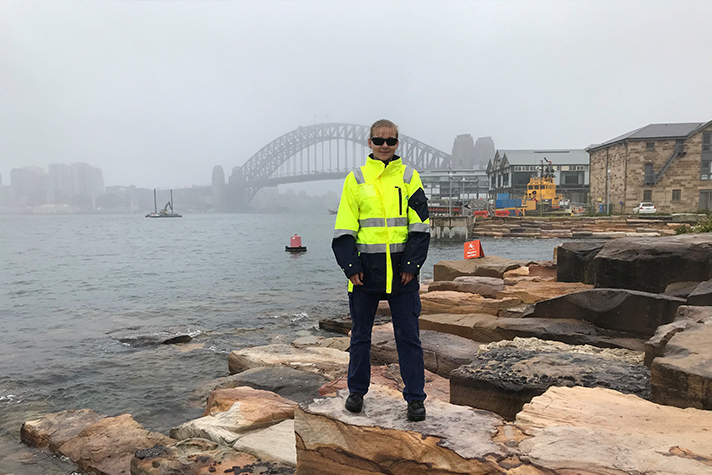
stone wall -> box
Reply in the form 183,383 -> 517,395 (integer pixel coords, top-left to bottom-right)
590,125 -> 712,213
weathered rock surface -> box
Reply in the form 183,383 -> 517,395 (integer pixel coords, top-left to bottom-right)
58,414 -> 175,475
645,305 -> 712,366
432,255 -> 534,281
295,385 -> 512,475
318,314 -> 391,334
555,240 -> 605,284
420,313 -> 645,350
131,438 -> 295,475
664,281 -> 701,298
502,266 -> 529,279
516,386 -> 712,475
172,387 -> 296,445
651,322 -> 712,410
593,233 -> 712,292
530,288 -> 685,337
20,408 -> 107,453
228,344 -> 349,380
292,335 -> 350,351
371,327 -> 480,378
450,345 -> 650,420
495,281 -> 592,304
688,278 -> 712,306
233,419 -> 297,467
191,366 -> 331,406
497,304 -> 533,318
528,261 -> 557,278
319,364 -> 450,403
110,330 -> 193,347
427,276 -> 505,298
420,291 -> 521,315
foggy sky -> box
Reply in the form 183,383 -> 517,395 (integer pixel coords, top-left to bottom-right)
1,0 -> 711,193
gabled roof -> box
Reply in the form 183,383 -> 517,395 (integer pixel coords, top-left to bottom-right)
588,121 -> 712,152
491,149 -> 589,169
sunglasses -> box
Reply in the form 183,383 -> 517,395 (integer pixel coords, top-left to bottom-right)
370,137 -> 398,146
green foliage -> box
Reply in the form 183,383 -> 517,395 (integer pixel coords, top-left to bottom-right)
675,215 -> 712,234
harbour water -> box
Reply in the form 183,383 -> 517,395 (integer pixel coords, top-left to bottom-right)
0,213 -> 562,473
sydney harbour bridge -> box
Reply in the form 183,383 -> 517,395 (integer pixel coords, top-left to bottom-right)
221,123 -> 452,211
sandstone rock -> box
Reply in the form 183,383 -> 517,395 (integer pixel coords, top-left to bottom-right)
427,276 -> 505,298
319,337 -> 350,351
376,300 -> 391,315
555,240 -> 605,283
450,346 -> 650,420
318,314 -> 391,334
418,313 -> 497,340
433,255 -> 534,281
478,337 -> 644,364
420,313 -> 644,350
191,366 -> 330,407
172,387 -> 296,445
593,233 -> 712,293
203,387 -> 297,417
664,281 -> 702,298
503,275 -> 556,285
516,386 -> 712,475
503,266 -> 529,278
112,331 -> 193,347
528,261 -> 557,278
688,279 -> 712,306
496,281 -> 592,304
228,344 -> 349,380
295,385 -> 511,475
497,304 -> 533,318
233,419 -> 297,467
318,364 -> 450,403
58,414 -> 175,475
130,438 -> 294,475
645,305 -> 712,366
371,328 -> 481,378
20,409 -> 106,453
651,322 -> 712,410
420,291 -> 521,315
530,288 -> 685,337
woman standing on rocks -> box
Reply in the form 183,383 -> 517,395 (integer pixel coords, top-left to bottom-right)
332,119 -> 431,421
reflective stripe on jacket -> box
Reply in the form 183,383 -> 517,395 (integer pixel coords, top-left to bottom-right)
332,155 -> 430,294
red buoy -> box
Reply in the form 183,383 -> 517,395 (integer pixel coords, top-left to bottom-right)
286,234 -> 307,253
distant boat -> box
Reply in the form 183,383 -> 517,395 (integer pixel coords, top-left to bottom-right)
146,189 -> 182,218
328,208 -> 338,215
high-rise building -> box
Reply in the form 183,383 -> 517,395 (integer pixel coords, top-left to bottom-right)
48,164 -> 72,204
451,135 -> 476,168
10,166 -> 48,205
70,162 -> 104,207
473,137 -> 496,169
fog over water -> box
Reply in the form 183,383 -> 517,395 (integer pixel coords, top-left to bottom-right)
1,0 -> 711,192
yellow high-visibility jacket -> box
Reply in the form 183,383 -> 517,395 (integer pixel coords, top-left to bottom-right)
332,155 -> 430,294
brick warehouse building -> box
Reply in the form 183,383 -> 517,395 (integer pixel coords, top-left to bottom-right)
587,121 -> 712,213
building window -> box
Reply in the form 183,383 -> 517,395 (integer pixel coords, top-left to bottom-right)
703,132 -> 711,152
643,190 -> 653,201
672,189 -> 681,201
646,142 -> 655,150
702,160 -> 712,180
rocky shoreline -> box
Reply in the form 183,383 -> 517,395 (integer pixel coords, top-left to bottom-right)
19,233 -> 712,474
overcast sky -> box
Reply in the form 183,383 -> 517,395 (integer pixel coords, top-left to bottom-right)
1,0 -> 711,193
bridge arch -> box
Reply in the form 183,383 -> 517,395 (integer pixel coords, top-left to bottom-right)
226,122 -> 451,208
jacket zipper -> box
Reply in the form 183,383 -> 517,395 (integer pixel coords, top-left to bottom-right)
396,186 -> 402,215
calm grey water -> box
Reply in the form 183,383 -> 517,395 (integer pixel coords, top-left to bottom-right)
0,214 -> 560,474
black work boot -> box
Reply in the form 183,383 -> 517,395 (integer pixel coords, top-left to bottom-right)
407,400 -> 426,421
345,393 -> 364,413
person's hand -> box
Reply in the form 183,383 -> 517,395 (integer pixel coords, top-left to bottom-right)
349,272 -> 364,286
400,272 -> 415,285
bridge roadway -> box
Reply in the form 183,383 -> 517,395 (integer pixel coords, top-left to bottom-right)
224,123 -> 452,211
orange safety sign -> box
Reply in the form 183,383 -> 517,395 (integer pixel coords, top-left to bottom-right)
464,239 -> 484,259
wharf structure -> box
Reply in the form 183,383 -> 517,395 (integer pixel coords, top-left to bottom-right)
486,149 -> 590,205
587,121 -> 712,213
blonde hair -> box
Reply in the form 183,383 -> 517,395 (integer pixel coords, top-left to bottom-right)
370,119 -> 399,138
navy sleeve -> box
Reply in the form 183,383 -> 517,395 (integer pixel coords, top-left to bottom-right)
332,235 -> 363,278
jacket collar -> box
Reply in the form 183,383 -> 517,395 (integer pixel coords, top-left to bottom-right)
365,154 -> 402,177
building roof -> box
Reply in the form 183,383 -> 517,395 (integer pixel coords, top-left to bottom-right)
588,121 -> 712,151
489,149 -> 589,170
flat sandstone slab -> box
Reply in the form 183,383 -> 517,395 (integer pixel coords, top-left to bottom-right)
420,291 -> 521,315
228,344 -> 349,380
516,386 -> 712,475
294,385 -> 510,475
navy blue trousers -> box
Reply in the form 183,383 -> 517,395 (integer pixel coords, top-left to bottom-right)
347,290 -> 426,402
